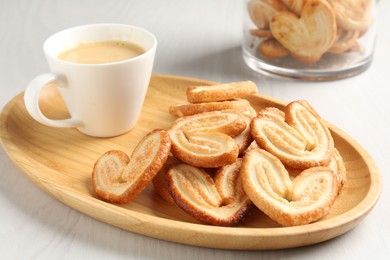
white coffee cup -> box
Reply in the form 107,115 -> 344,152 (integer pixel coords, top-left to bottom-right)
24,23 -> 157,137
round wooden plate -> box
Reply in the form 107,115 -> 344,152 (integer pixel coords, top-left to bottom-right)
0,74 -> 381,250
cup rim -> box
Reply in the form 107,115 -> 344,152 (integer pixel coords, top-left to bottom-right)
43,23 -> 157,67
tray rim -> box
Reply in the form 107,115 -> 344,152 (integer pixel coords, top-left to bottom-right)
0,74 -> 382,250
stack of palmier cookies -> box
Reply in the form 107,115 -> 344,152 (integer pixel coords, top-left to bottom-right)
248,0 -> 372,63
92,81 -> 347,227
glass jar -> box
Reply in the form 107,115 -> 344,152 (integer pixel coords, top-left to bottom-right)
242,0 -> 378,80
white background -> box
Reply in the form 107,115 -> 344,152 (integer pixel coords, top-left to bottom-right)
1,0 -> 389,259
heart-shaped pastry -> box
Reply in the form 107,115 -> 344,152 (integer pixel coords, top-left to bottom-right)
152,155 -> 180,204
259,38 -> 290,58
246,139 -> 346,193
186,81 -> 257,103
328,0 -> 372,31
169,98 -> 255,117
251,100 -> 334,169
329,27 -> 360,53
241,148 -> 339,226
168,111 -> 246,168
168,160 -> 253,226
248,0 -> 288,29
92,129 -> 171,204
270,0 -> 337,63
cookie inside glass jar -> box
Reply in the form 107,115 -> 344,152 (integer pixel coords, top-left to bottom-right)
242,0 -> 377,80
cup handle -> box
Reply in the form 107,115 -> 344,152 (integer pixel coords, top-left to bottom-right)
24,73 -> 83,128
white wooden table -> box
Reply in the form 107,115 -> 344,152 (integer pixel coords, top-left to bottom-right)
1,0 -> 389,258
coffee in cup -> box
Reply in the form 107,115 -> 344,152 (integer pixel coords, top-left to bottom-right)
24,24 -> 157,137
58,41 -> 146,64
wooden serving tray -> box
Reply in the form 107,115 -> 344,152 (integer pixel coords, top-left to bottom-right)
0,74 -> 381,250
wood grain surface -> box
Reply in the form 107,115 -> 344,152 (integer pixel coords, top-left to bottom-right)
0,74 -> 381,250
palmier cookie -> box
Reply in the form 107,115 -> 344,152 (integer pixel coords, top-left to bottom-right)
169,99 -> 254,117
328,27 -> 360,54
168,111 -> 245,168
251,100 -> 334,169
259,38 -> 289,59
328,0 -> 372,31
186,81 -> 257,103
270,0 -> 337,64
168,160 -> 252,226
152,155 -> 180,204
241,148 -> 339,226
248,0 -> 287,29
92,129 -> 171,204
250,28 -> 274,38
